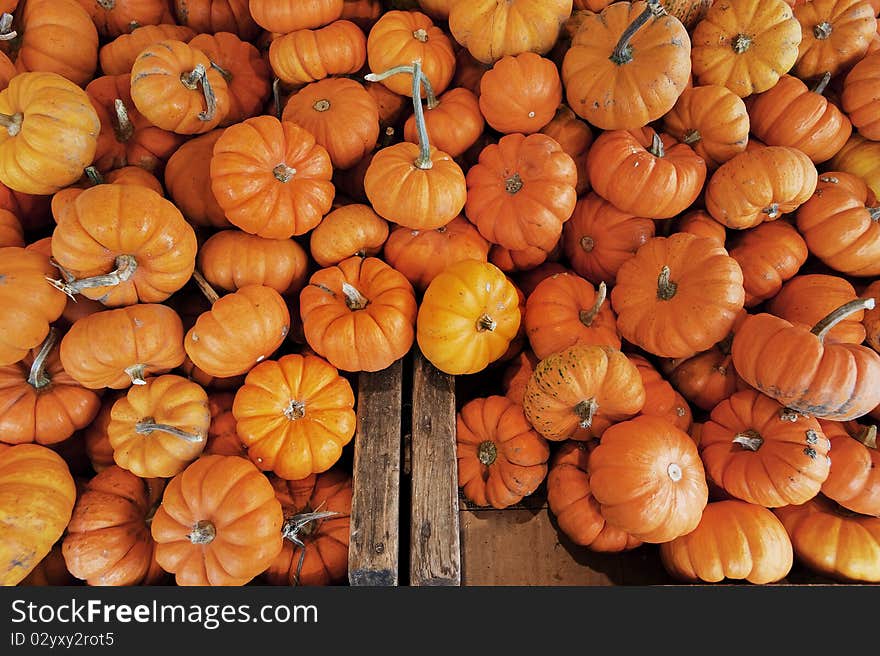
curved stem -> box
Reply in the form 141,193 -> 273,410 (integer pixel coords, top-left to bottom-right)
856,425 -> 877,450
682,129 -> 701,145
0,13 -> 16,41
210,60 -> 232,83
812,72 -> 832,96
0,112 -> 22,137
192,269 -> 220,305
574,398 -> 598,429
477,441 -> 497,466
811,298 -> 876,342
579,282 -> 607,327
27,328 -> 57,389
188,520 -> 216,545
364,65 -> 437,109
610,0 -> 665,65
656,265 -> 678,301
125,364 -> 148,386
732,429 -> 763,451
179,64 -> 217,123
113,99 -> 135,143
476,313 -> 496,332
648,131 -> 665,158
272,77 -> 282,121
282,509 -> 340,585
342,282 -> 369,310
47,254 -> 138,298
410,60 -> 432,168
84,166 -> 105,186
135,418 -> 204,443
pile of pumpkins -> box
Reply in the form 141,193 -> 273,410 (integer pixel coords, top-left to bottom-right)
0,0 -> 879,587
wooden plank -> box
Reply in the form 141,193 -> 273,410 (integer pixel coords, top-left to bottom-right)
348,360 -> 403,586
409,350 -> 461,586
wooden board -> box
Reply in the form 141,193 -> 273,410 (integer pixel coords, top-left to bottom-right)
409,351 -> 461,586
348,360 -> 403,586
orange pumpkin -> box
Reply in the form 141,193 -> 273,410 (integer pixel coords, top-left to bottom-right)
630,354 -> 693,432
99,23 -> 196,76
174,0 -> 260,39
204,392 -> 244,457
864,280 -> 880,352
522,344 -> 645,441
539,104 -> 593,195
232,353 -> 356,481
728,220 -> 809,307
676,210 -> 728,245
249,0 -> 343,33
83,392 -> 122,473
768,274 -> 865,345
501,349 -> 539,406
819,419 -> 880,516
269,19 -> 366,87
589,415 -> 708,543
309,203 -> 388,268
76,0 -> 173,39
151,454 -> 284,586
793,0 -> 877,80
402,87 -> 484,159
163,129 -> 229,229
842,52 -> 880,141
478,52 -> 561,135
0,207 -> 21,246
830,134 -> 880,199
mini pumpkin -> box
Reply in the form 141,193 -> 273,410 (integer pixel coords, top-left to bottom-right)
819,419 -> 880,516
768,274 -> 865,345
478,52 -> 561,135
793,0 -> 877,80
163,129 -> 229,229
99,24 -> 196,76
830,134 -> 880,199
842,52 -> 880,142
402,87 -> 484,159
630,354 -> 693,432
249,0 -> 343,33
727,220 -> 809,307
539,104 -> 593,194
269,19 -> 366,87
309,203 -> 388,268
676,210 -> 728,245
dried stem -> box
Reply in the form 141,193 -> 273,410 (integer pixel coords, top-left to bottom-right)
27,328 -> 57,389
135,418 -> 204,443
579,282 -> 607,327
811,298 -> 876,343
610,0 -> 665,65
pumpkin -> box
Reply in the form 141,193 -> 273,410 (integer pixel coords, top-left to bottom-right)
768,274 -> 865,345
210,116 -> 334,239
342,0 -> 381,30
525,274 -> 620,359
660,500 -> 793,584
0,51 -> 15,92
539,105 -> 593,195
269,19 -> 366,87
796,172 -> 880,277
662,85 -> 750,172
76,0 -> 173,39
10,0 -> 98,86
0,328 -> 100,446
416,0 -> 451,20
775,495 -> 880,583
197,230 -> 309,297
383,216 -> 490,292
864,280 -> 880,352
448,0 -> 573,65
547,441 -> 642,551
129,39 -> 230,134
819,419 -> 880,516
700,389 -> 831,507
367,10 -> 455,98
489,243 -> 552,273
62,466 -> 165,586
747,74 -> 852,165
830,134 -> 880,199
611,233 -> 745,359
586,128 -> 707,220
515,262 -> 572,297
0,206 -> 21,246
676,210 -> 728,245
84,392 -> 122,472
561,193 -> 654,286
232,353 -> 356,481
309,203 -> 388,268
402,87 -> 484,159
173,0 -> 260,39
793,0 -> 877,80
282,78 -> 379,171
705,146 -> 818,229
416,259 -> 520,376
249,0 -> 343,33
99,24 -> 196,76
364,79 -> 408,129
151,454 -> 284,586
188,31 -> 271,127
478,53 -> 561,135
263,469 -> 352,586
300,256 -> 416,373
465,133 -> 577,253
731,299 -> 880,420
630,354 -> 692,432
0,71 -> 100,195
589,415 -> 708,543
49,183 -> 197,307
842,52 -> 880,141
163,129 -> 229,229
522,344 -> 645,441
561,1 -> 691,130
501,349 -> 539,406
363,62 -> 466,230
451,47 -> 489,98
0,247 -> 67,366
0,443 -> 76,585
691,0 -> 802,97
456,395 -> 549,509
204,392 -> 244,457
728,220 -> 809,307
60,303 -> 185,389
185,278 -> 291,379
664,337 -> 745,413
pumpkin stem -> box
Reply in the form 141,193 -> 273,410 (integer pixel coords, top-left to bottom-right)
209,60 -> 233,83
313,99 -> 331,112
811,72 -> 832,96
283,399 -> 306,421
272,77 -> 282,121
342,282 -> 369,310
609,0 -> 665,65
762,203 -> 780,219
477,440 -> 497,466
579,281 -> 607,327
656,265 -> 678,301
0,112 -> 22,137
574,398 -> 598,429
97,0 -> 116,9
732,429 -> 764,451
135,417 -> 204,443
648,131 -> 665,158
179,63 -> 218,123
413,28 -> 429,43
869,206 -> 880,222
682,129 -> 701,145
0,13 -> 16,41
813,22 -> 832,40
84,166 -> 105,186
47,254 -> 138,298
282,508 -> 341,585
191,269 -> 220,305
113,99 -> 135,143
811,297 -> 876,342
732,34 -> 752,54
124,364 -> 148,386
856,424 -> 877,450
27,328 -> 57,390
188,520 -> 216,545
476,313 -> 496,332
380,126 -> 396,148
273,163 -> 297,182
364,63 -> 438,109
579,235 -> 595,252
780,408 -> 801,422
667,462 -> 683,482
505,173 -> 524,194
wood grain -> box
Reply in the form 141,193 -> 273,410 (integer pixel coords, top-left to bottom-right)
348,360 -> 403,586
409,350 -> 461,586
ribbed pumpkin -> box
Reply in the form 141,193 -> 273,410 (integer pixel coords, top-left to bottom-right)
269,20 -> 366,87
249,0 -> 343,33
818,419 -> 880,516
676,210 -> 728,245
630,354 -> 693,432
99,24 -> 196,76
793,0 -> 877,80
842,52 -> 880,142
174,0 -> 261,39
768,274 -> 865,345
478,52 -> 561,135
728,220 -> 809,307
539,104 -> 593,194
76,0 -> 174,39
163,129 -> 229,229
830,134 -> 880,199
309,204 -> 389,268
403,87 -> 484,160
